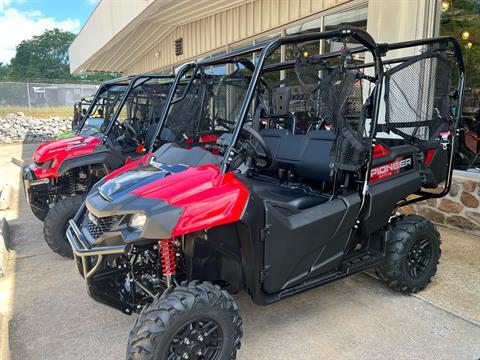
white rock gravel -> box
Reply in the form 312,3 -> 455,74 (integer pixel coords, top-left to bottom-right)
0,114 -> 72,143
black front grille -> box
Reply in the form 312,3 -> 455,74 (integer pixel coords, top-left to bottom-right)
86,213 -> 122,239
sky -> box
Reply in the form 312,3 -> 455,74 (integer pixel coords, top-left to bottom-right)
0,0 -> 98,64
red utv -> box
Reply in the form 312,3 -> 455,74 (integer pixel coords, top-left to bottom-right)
22,75 -> 175,257
67,29 -> 464,359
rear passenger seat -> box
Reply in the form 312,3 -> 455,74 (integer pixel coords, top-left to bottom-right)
260,129 -> 335,182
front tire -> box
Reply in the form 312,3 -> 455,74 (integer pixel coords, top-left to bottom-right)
43,195 -> 85,258
30,205 -> 48,221
127,281 -> 243,360
376,215 -> 441,294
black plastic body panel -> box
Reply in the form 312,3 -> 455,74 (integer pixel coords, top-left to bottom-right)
422,147 -> 448,188
57,147 -> 128,176
262,193 -> 360,293
184,224 -> 243,291
361,171 -> 422,235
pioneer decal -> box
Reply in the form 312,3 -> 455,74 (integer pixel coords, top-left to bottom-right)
370,157 -> 413,183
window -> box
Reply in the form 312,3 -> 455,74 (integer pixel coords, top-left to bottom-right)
286,18 -> 322,36
255,31 -> 282,65
440,0 -> 480,171
286,18 -> 322,59
323,7 -> 368,62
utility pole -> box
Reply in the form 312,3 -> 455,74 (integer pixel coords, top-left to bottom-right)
26,81 -> 32,110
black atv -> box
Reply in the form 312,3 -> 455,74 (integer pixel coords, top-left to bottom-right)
67,29 -> 464,359
22,75 -> 174,257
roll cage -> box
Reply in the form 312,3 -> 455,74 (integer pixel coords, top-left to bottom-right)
76,74 -> 176,144
147,53 -> 263,153
75,76 -> 132,134
374,37 -> 465,206
182,28 -> 465,215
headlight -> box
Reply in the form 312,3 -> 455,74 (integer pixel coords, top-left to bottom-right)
34,160 -> 52,170
129,213 -> 147,229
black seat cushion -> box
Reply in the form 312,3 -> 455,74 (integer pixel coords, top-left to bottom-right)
294,130 -> 335,182
242,177 -> 328,213
261,129 -> 335,182
260,128 -> 291,157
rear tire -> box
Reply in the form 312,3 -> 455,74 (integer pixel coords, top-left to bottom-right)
43,195 -> 85,258
127,281 -> 243,360
376,215 -> 441,294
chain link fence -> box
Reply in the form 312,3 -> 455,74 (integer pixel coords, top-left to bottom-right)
0,80 -> 99,108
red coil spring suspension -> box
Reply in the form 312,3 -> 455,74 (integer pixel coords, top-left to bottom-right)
158,238 -> 176,276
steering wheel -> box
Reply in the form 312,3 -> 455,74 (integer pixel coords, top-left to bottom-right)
239,125 -> 272,169
122,120 -> 138,138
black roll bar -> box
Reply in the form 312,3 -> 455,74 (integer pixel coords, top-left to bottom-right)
377,36 -> 465,74
378,36 -> 465,207
101,74 -> 175,144
147,63 -> 197,153
75,75 -> 133,135
148,48 -> 264,153
219,27 -> 383,174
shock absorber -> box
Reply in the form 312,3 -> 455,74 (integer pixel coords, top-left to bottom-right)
66,172 -> 76,194
158,238 -> 176,287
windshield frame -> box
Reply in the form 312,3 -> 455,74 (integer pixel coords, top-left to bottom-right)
96,74 -> 175,143
147,44 -> 266,153
75,76 -> 132,134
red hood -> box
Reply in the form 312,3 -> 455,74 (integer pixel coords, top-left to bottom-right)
34,135 -> 101,163
130,165 -> 250,236
31,135 -> 102,179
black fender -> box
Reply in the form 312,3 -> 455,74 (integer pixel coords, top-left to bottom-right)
57,148 -> 126,176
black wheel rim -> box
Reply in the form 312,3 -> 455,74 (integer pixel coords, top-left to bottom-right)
406,236 -> 433,279
168,318 -> 223,360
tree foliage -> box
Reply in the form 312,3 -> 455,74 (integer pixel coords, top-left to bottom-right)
440,0 -> 480,87
10,29 -> 75,79
1,28 -> 119,82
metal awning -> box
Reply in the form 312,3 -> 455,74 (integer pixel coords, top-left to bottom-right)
69,0 -> 249,75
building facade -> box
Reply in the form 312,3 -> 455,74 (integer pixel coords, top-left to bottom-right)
69,0 -> 438,75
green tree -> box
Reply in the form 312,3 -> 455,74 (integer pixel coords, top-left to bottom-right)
7,28 -> 120,82
10,28 -> 75,79
0,62 -> 11,79
440,0 -> 480,86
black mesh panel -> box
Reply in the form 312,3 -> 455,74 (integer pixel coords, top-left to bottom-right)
87,214 -> 122,240
294,54 -> 369,172
164,69 -> 251,140
384,51 -> 452,149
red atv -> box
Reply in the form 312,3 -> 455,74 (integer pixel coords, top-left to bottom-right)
23,75 -> 174,257
67,29 -> 464,359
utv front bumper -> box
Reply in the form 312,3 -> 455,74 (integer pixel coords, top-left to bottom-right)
66,205 -> 126,279
22,165 -> 50,219
66,205 -> 152,315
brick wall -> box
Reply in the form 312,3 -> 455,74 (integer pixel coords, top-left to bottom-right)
399,172 -> 480,235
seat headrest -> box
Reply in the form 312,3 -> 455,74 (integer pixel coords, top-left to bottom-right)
260,128 -> 291,138
275,87 -> 291,116
306,130 -> 336,140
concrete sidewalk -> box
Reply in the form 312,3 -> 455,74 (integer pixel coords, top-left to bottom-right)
0,143 -> 479,360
